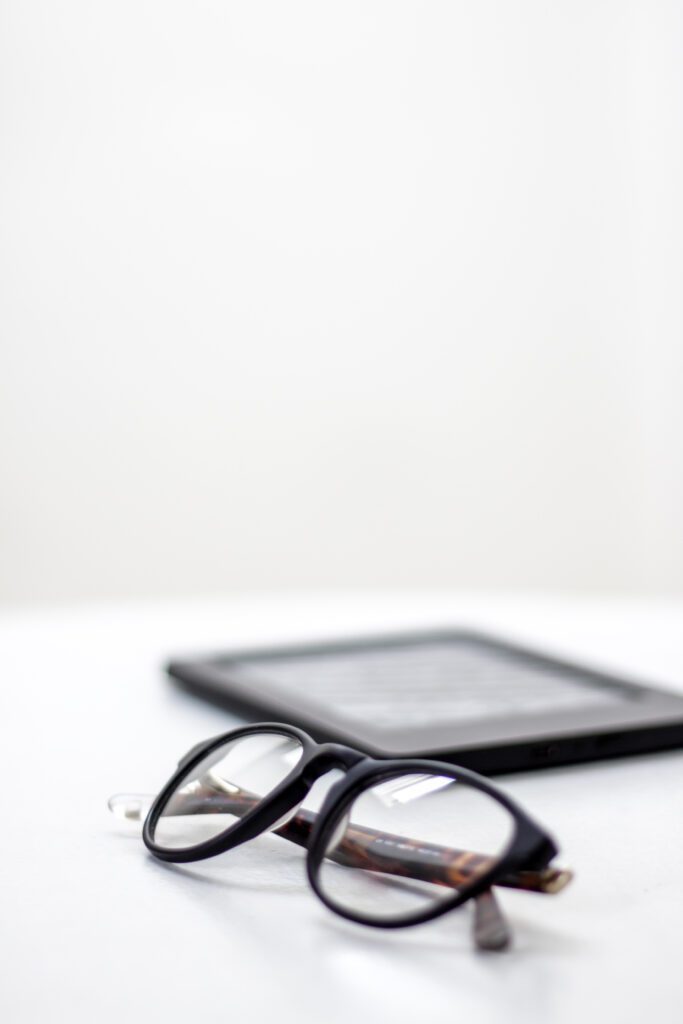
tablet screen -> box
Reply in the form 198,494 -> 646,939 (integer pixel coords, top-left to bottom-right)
219,637 -> 629,730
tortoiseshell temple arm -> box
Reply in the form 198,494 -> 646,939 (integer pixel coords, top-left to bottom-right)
472,889 -> 511,951
107,788 -> 520,951
165,783 -> 573,896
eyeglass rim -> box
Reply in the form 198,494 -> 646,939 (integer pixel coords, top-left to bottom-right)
142,722 -> 325,859
305,758 -> 549,929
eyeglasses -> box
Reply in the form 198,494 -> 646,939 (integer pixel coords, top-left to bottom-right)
109,723 -> 572,951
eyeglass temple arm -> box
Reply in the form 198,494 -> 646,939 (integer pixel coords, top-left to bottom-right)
123,782 -> 571,895
472,888 -> 511,950
275,798 -> 570,895
108,789 -> 515,951
108,790 -> 513,951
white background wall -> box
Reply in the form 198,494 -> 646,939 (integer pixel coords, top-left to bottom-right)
1,1 -> 682,605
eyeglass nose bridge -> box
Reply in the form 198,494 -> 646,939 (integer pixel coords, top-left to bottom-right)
301,743 -> 366,784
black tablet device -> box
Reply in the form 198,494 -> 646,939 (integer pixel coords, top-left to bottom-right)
167,629 -> 683,775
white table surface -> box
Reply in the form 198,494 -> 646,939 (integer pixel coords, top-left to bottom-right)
2,593 -> 682,1024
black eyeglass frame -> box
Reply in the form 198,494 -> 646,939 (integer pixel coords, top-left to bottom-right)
142,722 -> 559,930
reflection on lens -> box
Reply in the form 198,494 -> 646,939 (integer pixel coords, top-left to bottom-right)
317,772 -> 514,922
153,732 -> 304,850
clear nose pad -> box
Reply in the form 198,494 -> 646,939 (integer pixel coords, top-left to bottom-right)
265,799 -> 305,833
107,793 -> 154,823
